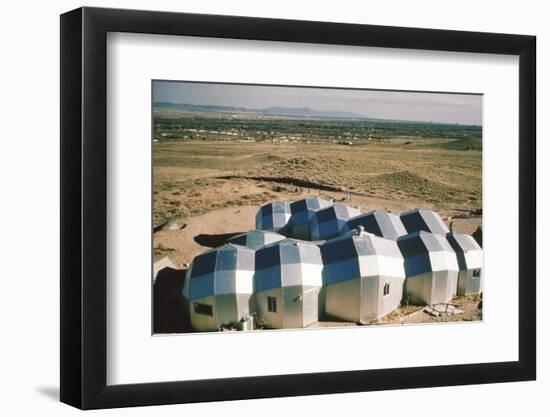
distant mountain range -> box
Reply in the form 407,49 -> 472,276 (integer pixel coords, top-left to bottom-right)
153,102 -> 368,119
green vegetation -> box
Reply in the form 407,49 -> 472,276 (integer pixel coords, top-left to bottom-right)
153,106 -> 482,144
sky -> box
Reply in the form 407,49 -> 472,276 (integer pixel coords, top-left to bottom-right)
153,81 -> 482,125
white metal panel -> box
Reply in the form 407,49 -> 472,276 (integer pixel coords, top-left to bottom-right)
358,254 -> 380,277
325,278 -> 361,322
213,270 -> 237,295
300,263 -> 323,287
464,250 -> 484,269
280,263 -> 304,287
234,269 -> 254,294
376,255 -> 406,278
429,251 -> 452,271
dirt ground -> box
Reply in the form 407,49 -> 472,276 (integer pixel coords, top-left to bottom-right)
305,294 -> 482,329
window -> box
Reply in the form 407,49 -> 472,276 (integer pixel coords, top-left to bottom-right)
193,303 -> 213,316
383,282 -> 390,296
267,296 -> 277,313
472,269 -> 481,278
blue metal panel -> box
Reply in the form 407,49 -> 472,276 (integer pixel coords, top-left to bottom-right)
216,248 -> 237,271
322,237 -> 358,263
255,265 -> 282,291
189,273 -> 215,299
279,242 -> 301,264
403,254 -> 432,276
324,259 -> 360,284
236,247 -> 255,270
298,243 -> 323,264
190,250 -> 217,278
256,245 -> 281,269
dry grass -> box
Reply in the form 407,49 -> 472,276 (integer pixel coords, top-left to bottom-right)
153,140 -> 482,227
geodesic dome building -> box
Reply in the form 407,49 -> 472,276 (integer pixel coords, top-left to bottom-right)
182,243 -> 255,331
254,239 -> 323,329
288,197 -> 333,240
400,208 -> 450,235
228,230 -> 285,250
446,232 -> 483,296
398,231 -> 459,305
310,204 -> 361,241
343,210 -> 407,240
320,230 -> 406,322
256,201 -> 292,233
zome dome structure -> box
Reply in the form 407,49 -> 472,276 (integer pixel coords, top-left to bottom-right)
254,239 -> 323,328
256,200 -> 292,233
181,198 -> 483,332
310,204 -> 361,241
400,208 -> 450,235
228,230 -> 285,250
182,243 -> 255,331
446,232 -> 483,296
397,231 -> 459,305
288,197 -> 333,240
343,210 -> 407,240
321,229 -> 406,322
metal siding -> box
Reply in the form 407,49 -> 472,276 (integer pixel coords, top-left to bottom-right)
398,234 -> 428,258
256,245 -> 281,269
255,288 -> 283,329
189,295 -> 217,331
188,273 -> 215,300
346,213 -> 382,237
282,285 -> 304,329
302,286 -> 320,326
190,250 -> 218,277
423,211 -> 449,234
255,264 -> 281,292
360,276 -> 379,321
401,211 -> 429,234
379,275 -> 405,318
214,293 -> 239,328
462,269 -> 482,295
280,242 -> 301,264
214,270 -> 237,295
403,254 -> 432,276
404,272 -> 433,305
235,293 -> 254,320
325,278 -> 361,322
290,223 -> 311,240
324,259 -> 360,284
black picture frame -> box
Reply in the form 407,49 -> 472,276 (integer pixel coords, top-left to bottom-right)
60,6 -> 536,410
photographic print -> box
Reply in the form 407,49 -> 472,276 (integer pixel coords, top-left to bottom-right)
152,81 -> 483,334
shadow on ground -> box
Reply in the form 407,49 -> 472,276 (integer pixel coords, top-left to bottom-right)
194,232 -> 244,248
154,267 -> 191,334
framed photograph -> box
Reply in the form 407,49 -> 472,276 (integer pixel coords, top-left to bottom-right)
60,6 -> 536,409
